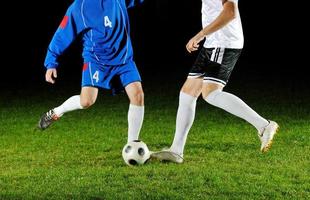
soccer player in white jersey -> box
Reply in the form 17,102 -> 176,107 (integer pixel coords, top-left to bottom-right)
154,0 -> 279,163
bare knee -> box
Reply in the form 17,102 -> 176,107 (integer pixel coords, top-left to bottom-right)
126,82 -> 144,106
80,87 -> 98,109
80,96 -> 96,109
130,89 -> 144,106
202,83 -> 224,100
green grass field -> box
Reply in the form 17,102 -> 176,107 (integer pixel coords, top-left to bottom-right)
1,81 -> 309,199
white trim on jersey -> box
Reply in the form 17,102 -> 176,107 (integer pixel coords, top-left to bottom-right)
81,0 -> 100,62
89,62 -> 94,86
81,0 -> 87,28
116,0 -> 130,64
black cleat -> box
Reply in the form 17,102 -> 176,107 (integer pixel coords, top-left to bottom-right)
38,110 -> 59,130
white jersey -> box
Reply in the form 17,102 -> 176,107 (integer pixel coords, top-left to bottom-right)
202,0 -> 244,49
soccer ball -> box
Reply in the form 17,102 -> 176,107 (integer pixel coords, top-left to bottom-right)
122,140 -> 151,166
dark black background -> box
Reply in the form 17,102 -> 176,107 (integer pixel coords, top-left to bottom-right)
1,0 -> 307,89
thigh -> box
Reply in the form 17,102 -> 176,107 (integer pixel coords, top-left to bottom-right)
181,78 -> 203,97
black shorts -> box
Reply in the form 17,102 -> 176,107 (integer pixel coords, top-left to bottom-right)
188,47 -> 242,86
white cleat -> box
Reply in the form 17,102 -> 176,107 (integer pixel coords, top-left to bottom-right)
151,149 -> 184,164
259,121 -> 279,153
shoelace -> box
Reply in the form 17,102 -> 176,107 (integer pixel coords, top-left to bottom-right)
44,110 -> 55,121
258,122 -> 271,137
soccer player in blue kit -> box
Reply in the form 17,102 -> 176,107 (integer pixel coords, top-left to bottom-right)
38,0 -> 145,142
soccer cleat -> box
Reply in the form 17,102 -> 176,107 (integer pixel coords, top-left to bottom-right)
259,121 -> 279,153
38,109 -> 59,130
151,149 -> 184,164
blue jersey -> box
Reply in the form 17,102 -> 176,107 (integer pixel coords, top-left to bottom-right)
44,0 -> 144,69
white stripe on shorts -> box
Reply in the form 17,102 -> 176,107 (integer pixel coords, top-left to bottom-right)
203,77 -> 226,86
188,73 -> 205,79
211,48 -> 225,64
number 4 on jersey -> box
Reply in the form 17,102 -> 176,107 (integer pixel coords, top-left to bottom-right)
104,16 -> 112,28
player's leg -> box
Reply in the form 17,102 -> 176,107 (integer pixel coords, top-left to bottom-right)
125,82 -> 144,142
168,49 -> 213,158
80,87 -> 98,108
151,78 -> 202,163
38,62 -> 100,130
118,62 -> 145,142
152,49 -> 208,163
202,82 -> 278,152
54,87 -> 98,116
169,78 -> 202,156
165,48 -> 220,161
202,81 -> 269,131
201,48 -> 278,152
38,87 -> 98,130
150,78 -> 203,163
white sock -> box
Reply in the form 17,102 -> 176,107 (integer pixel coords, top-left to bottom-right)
127,104 -> 144,142
53,95 -> 83,117
170,92 -> 197,155
205,90 -> 269,132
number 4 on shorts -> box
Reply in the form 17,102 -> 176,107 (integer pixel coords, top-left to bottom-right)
93,71 -> 99,83
104,16 -> 112,28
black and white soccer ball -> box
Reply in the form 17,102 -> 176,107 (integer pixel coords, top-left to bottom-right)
122,140 -> 151,166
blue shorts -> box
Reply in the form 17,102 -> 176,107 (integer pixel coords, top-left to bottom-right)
81,60 -> 141,90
